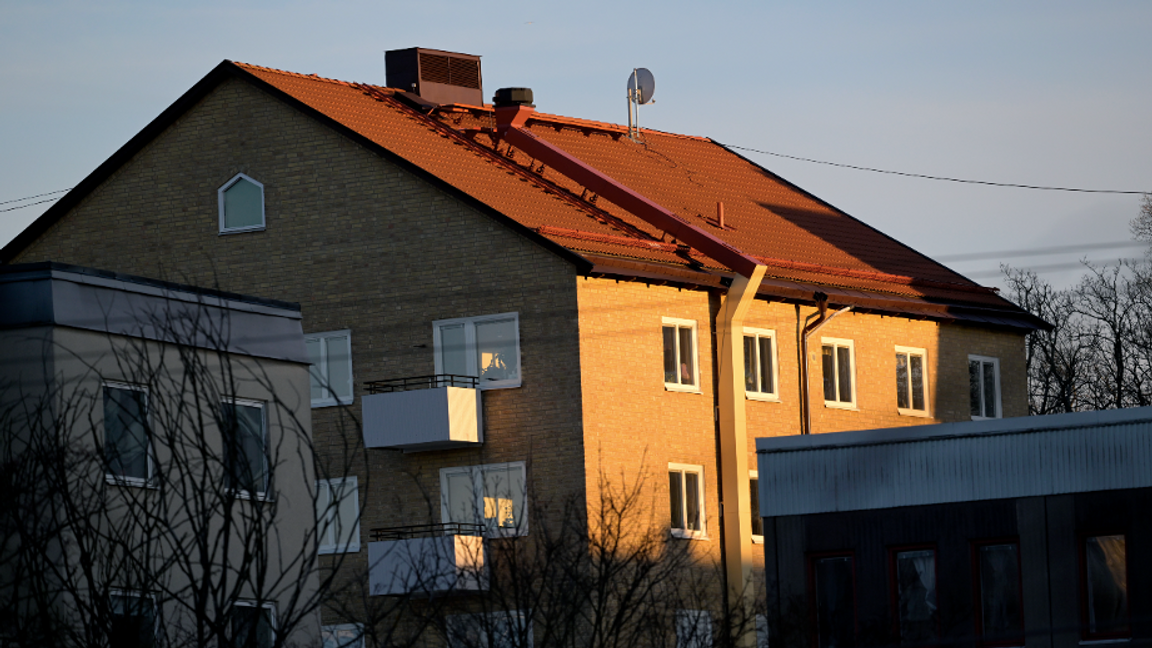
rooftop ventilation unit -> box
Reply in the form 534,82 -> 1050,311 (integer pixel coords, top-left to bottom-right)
385,47 -> 483,106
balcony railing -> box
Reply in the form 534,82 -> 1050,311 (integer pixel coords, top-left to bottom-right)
365,374 -> 478,394
370,522 -> 486,542
362,373 -> 483,452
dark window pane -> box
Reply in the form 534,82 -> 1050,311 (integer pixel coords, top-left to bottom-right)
814,556 -> 855,648
749,478 -> 763,537
896,354 -> 910,410
223,178 -> 263,230
223,403 -> 266,495
105,387 -> 149,480
759,337 -> 774,394
231,605 -> 273,648
663,327 -> 678,383
969,361 -> 982,417
895,549 -> 937,645
822,346 -> 837,401
910,354 -> 925,411
837,346 -> 852,403
744,336 -> 758,391
669,472 -> 684,530
110,595 -> 155,648
982,362 -> 997,418
1085,535 -> 1129,636
678,327 -> 696,386
978,544 -> 1023,640
685,471 -> 701,531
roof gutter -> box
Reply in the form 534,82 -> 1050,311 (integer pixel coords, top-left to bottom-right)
493,92 -> 766,647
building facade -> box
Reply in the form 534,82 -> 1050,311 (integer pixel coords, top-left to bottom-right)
2,51 -> 1045,645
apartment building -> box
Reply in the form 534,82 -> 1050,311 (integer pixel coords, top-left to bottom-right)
0,262 -> 320,647
1,49 -> 1046,645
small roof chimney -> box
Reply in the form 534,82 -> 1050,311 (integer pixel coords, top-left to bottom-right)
492,87 -> 534,108
385,47 -> 483,106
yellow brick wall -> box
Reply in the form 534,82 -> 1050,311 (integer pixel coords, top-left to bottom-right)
13,76 -> 591,609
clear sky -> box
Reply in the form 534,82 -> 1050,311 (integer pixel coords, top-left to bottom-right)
2,1 -> 1149,288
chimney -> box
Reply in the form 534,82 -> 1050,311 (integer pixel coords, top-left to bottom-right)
385,47 -> 483,106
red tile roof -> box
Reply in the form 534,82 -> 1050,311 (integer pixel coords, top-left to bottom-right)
2,60 -> 1042,329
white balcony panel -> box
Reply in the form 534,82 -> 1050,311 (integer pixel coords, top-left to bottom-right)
368,535 -> 486,596
362,386 -> 482,452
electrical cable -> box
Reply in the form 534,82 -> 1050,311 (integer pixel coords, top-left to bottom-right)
1,197 -> 67,213
718,143 -> 1149,195
0,188 -> 72,207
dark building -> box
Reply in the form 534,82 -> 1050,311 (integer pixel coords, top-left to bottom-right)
756,407 -> 1152,647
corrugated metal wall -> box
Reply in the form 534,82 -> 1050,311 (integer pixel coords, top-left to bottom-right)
756,408 -> 1152,517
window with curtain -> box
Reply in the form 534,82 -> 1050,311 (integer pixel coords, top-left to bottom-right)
821,339 -> 855,407
976,542 -> 1023,643
1083,534 -> 1129,638
434,313 -> 521,389
441,462 -> 527,537
893,548 -> 937,645
663,318 -> 698,390
743,328 -> 777,399
669,464 -> 705,538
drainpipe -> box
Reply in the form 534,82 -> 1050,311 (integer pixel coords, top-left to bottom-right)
715,265 -> 767,648
798,292 -> 852,435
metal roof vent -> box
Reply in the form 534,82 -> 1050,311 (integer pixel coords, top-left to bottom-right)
492,88 -> 534,108
385,47 -> 483,106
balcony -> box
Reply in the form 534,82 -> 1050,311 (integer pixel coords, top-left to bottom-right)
367,523 -> 487,596
362,375 -> 482,452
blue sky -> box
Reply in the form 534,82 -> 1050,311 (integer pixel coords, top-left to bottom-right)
2,1 -> 1149,287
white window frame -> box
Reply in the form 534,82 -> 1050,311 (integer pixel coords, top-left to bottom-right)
820,337 -> 857,409
743,327 -> 780,402
433,312 -> 522,390
446,610 -> 532,648
968,354 -> 1002,420
663,317 -> 701,393
440,461 -> 528,538
749,470 -> 763,545
306,330 -> 354,408
675,610 -> 713,648
895,345 -> 931,417
108,590 -> 158,648
668,463 -> 707,540
217,172 -> 266,234
230,600 -> 276,648
221,398 -> 269,500
103,382 -> 154,487
322,623 -> 364,648
317,477 -> 361,555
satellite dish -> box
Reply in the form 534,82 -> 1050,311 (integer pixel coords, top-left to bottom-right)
627,68 -> 655,105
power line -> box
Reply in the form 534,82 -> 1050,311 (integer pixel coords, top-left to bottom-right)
0,196 -> 66,213
965,258 -> 1144,280
0,188 -> 72,207
935,240 -> 1146,263
720,143 -> 1149,195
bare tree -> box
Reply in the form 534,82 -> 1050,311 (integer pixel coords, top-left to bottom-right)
0,288 -> 364,648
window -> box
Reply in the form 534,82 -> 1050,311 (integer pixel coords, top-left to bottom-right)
317,477 -> 360,554
895,347 -> 929,416
663,318 -> 699,391
744,328 -> 778,400
675,610 -> 713,648
109,593 -> 156,648
218,173 -> 265,234
218,173 -> 265,233
221,400 -> 267,498
812,554 -> 856,648
446,610 -> 531,648
1082,534 -> 1129,639
230,601 -> 275,648
821,338 -> 855,408
441,462 -> 527,536
306,330 -> 353,407
104,384 -> 152,484
322,623 -> 364,648
892,548 -> 938,645
974,542 -> 1023,645
749,471 -> 763,543
968,355 -> 1001,419
669,464 -> 706,539
434,313 -> 521,389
